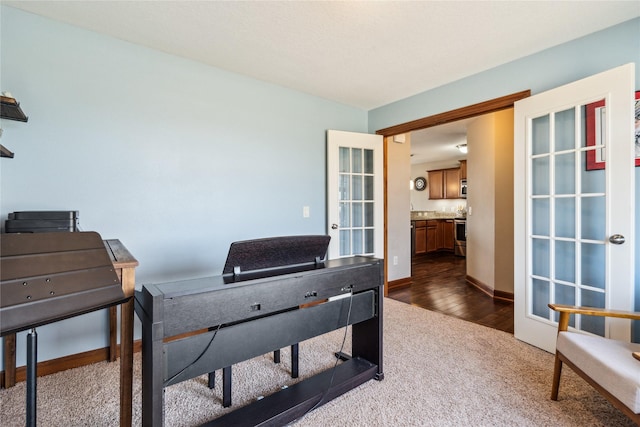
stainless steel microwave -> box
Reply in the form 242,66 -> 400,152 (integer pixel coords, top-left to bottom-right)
460,179 -> 467,198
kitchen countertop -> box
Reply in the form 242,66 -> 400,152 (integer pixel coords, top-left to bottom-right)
411,211 -> 466,221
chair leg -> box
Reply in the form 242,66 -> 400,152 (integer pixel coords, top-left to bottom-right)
222,366 -> 232,407
273,349 -> 281,364
291,343 -> 299,378
551,353 -> 563,401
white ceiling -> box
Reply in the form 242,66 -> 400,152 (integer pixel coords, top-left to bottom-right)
410,118 -> 472,165
5,1 -> 638,164
5,1 -> 638,111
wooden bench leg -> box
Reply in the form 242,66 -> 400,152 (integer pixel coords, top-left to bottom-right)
3,333 -> 16,388
108,306 -> 117,362
551,353 -> 563,400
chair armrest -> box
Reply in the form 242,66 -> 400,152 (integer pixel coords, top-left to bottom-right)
548,304 -> 640,332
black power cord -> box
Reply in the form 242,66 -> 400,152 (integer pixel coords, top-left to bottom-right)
163,323 -> 222,387
292,289 -> 354,423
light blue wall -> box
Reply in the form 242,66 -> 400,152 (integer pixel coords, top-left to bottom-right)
0,6 -> 367,365
369,18 -> 640,341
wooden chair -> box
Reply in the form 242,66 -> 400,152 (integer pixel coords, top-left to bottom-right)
548,304 -> 640,424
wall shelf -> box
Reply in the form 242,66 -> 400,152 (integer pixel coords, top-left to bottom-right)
1,95 -> 28,122
1,144 -> 15,158
1,95 -> 28,159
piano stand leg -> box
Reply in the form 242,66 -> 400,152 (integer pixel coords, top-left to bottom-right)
273,349 -> 280,364
335,351 -> 351,361
26,328 -> 37,427
222,366 -> 232,407
291,344 -> 299,378
208,371 -> 215,389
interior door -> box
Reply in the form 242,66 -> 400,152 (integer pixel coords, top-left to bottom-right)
326,130 -> 384,260
514,63 -> 635,353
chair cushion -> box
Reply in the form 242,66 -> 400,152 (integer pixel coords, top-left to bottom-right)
557,331 -> 640,413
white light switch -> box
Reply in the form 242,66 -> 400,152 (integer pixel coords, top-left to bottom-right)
303,206 -> 310,218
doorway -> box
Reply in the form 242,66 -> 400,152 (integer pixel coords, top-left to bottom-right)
380,91 -> 530,331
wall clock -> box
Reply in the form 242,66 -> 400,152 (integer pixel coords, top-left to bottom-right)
414,177 -> 426,191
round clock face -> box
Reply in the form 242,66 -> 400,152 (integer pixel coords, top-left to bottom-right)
414,177 -> 426,191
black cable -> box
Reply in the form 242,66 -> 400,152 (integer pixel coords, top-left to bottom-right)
293,290 -> 354,422
163,323 -> 222,387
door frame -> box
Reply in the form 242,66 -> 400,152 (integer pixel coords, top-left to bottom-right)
375,90 -> 531,298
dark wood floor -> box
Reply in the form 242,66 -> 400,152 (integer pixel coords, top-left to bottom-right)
388,251 -> 514,333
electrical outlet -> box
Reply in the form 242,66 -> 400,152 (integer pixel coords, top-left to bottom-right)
393,256 -> 398,265
303,206 -> 310,218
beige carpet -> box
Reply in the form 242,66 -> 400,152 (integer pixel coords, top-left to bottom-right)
0,298 -> 634,426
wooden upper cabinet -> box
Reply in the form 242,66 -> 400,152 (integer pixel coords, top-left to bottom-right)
428,170 -> 444,199
444,168 -> 460,199
428,168 -> 461,199
459,160 -> 467,179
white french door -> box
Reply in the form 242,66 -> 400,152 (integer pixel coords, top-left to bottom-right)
514,64 -> 635,353
326,130 -> 383,260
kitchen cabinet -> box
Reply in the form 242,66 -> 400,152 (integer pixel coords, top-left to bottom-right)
444,168 -> 461,199
459,160 -> 467,179
426,220 -> 438,252
414,220 -> 427,254
427,170 -> 444,199
428,168 -> 461,199
442,220 -> 454,250
411,219 -> 454,254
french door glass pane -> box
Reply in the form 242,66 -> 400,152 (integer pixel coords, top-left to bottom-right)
532,115 -> 550,155
339,147 -> 350,173
339,174 -> 349,200
532,278 -> 550,318
555,240 -> 575,282
555,198 -> 575,238
555,153 -> 575,194
352,148 -> 362,173
555,283 -> 575,306
364,176 -> 374,200
352,229 -> 363,254
339,230 -> 350,256
352,202 -> 363,227
364,202 -> 374,227
339,202 -> 350,227
532,198 -> 549,236
581,196 -> 605,240
365,229 -> 374,253
581,243 -> 605,289
532,238 -> 550,277
364,149 -> 374,174
581,289 -> 605,335
555,108 -> 575,151
532,157 -> 550,195
352,175 -> 363,200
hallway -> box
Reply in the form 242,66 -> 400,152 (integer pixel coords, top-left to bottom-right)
387,252 -> 514,333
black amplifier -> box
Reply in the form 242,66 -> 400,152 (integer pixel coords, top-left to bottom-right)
5,210 -> 79,233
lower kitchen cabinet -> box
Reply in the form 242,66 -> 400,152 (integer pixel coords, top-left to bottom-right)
442,220 -> 454,250
415,221 -> 427,254
426,221 -> 438,252
413,219 -> 455,255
